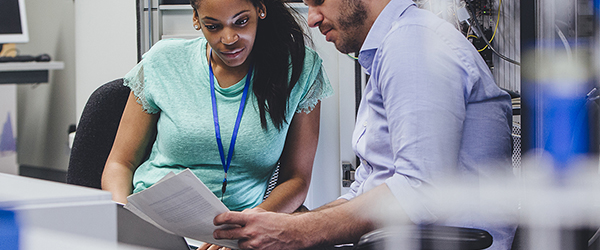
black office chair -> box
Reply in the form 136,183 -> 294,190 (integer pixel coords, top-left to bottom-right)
67,78 -> 130,189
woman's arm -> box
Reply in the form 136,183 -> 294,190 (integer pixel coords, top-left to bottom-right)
256,102 -> 321,213
101,92 -> 159,204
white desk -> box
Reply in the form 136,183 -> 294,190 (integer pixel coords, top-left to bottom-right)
0,61 -> 64,84
0,173 -> 117,242
21,227 -> 152,250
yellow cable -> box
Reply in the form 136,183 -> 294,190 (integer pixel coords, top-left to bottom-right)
478,0 -> 501,52
347,54 -> 358,60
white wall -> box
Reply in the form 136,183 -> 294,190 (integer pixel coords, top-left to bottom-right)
15,0 -> 76,172
13,0 -> 138,173
75,0 -> 138,123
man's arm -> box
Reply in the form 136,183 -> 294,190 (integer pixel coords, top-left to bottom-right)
213,183 -> 406,250
310,198 -> 348,212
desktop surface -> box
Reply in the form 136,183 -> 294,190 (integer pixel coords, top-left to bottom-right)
0,173 -> 111,207
21,226 -> 150,250
0,173 -> 117,242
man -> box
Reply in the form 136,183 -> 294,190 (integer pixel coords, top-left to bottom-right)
212,0 -> 516,249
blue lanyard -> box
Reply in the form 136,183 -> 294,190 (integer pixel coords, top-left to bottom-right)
209,50 -> 253,201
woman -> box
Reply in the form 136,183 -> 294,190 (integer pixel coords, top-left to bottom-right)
101,0 -> 331,222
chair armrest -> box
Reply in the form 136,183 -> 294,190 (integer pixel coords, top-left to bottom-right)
355,225 -> 493,250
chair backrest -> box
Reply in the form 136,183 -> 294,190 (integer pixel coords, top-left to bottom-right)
67,79 -> 130,189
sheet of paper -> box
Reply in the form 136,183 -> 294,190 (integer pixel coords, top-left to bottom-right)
124,200 -> 176,234
125,169 -> 239,249
124,172 -> 178,234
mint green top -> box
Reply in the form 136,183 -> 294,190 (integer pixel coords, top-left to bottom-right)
124,37 -> 332,211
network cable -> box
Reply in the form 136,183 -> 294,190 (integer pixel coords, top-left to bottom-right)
476,0 -> 501,52
460,0 -> 521,66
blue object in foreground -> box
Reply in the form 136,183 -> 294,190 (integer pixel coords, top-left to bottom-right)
0,208 -> 19,250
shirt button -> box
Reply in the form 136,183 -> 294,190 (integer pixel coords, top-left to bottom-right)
363,121 -> 367,127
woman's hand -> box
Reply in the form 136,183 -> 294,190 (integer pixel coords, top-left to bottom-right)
197,243 -> 231,250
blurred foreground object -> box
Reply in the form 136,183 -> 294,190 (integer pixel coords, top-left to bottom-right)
522,47 -> 598,180
0,208 -> 20,250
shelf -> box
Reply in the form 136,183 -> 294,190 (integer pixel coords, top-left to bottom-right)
0,61 -> 64,71
158,3 -> 307,10
0,61 -> 64,84
158,4 -> 192,10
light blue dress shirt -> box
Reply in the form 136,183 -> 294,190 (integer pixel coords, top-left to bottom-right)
339,0 -> 515,249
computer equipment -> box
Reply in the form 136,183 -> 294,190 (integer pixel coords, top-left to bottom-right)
0,54 -> 52,63
116,203 -> 192,250
35,53 -> 51,62
0,55 -> 35,63
0,0 -> 29,44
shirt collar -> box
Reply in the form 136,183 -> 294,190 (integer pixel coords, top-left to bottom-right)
358,0 -> 416,74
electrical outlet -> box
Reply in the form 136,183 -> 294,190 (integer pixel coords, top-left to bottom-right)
342,162 -> 355,187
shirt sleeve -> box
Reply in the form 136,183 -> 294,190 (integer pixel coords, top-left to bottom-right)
123,60 -> 160,114
295,49 -> 334,114
374,24 -> 469,224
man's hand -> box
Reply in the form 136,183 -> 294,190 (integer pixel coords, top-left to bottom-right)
213,185 -> 396,250
213,207 -> 311,250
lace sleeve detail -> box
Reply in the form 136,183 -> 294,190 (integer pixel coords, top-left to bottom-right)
123,63 -> 160,114
296,66 -> 334,114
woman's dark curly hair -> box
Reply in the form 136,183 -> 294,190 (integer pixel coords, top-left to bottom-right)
190,0 -> 311,130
